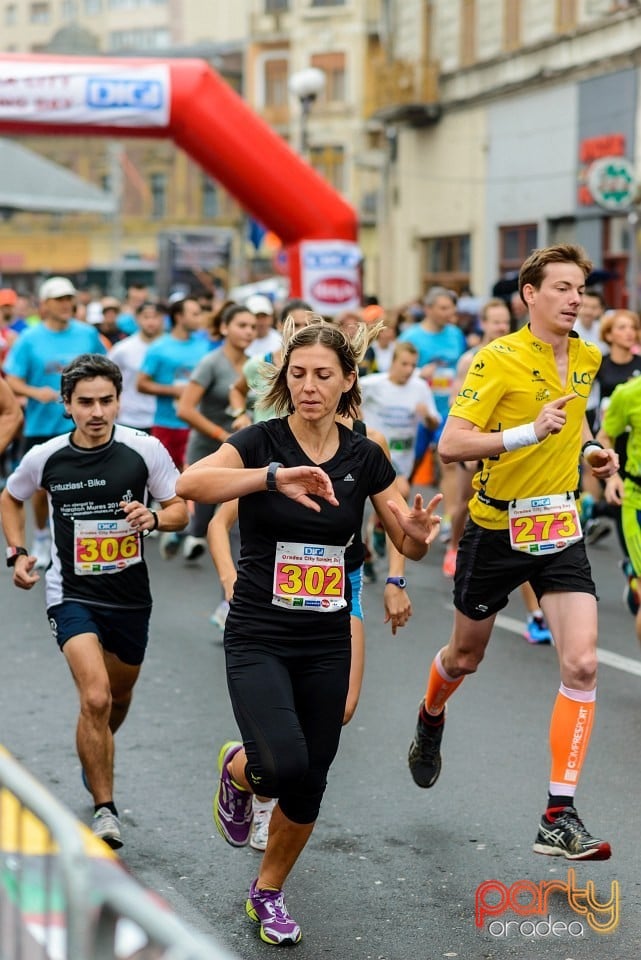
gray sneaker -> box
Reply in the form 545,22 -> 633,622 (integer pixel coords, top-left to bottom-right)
91,807 -> 123,849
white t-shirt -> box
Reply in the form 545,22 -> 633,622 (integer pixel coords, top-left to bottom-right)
359,372 -> 440,477
109,334 -> 157,429
573,319 -> 607,413
245,328 -> 282,358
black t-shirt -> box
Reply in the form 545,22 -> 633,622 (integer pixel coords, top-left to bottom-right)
597,356 -> 641,399
225,418 -> 396,641
6,426 -> 180,610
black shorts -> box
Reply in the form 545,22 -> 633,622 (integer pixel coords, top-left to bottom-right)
47,600 -> 151,666
453,519 -> 597,621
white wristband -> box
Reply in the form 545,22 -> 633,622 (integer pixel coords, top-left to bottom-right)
582,442 -> 602,460
503,422 -> 539,452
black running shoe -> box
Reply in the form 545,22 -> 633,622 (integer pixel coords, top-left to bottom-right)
533,806 -> 611,861
408,706 -> 444,788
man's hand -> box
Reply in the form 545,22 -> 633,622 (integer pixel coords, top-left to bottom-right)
534,394 -> 576,440
120,499 -> 157,532
585,446 -> 619,480
13,554 -> 40,590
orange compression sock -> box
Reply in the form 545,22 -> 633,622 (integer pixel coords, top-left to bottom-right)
423,649 -> 465,717
548,683 -> 596,797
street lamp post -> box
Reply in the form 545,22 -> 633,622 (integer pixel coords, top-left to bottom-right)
288,67 -> 325,156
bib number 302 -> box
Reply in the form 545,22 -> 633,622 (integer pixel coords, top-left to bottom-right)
272,540 -> 347,612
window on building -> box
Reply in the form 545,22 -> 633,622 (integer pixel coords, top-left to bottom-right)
264,58 -> 288,108
5,3 -> 17,24
150,172 -> 166,219
84,0 -> 102,11
62,0 -> 76,18
460,0 -> 476,66
30,2 -> 50,23
556,0 -> 577,31
265,0 -> 288,10
504,0 -> 522,51
202,176 -> 219,218
421,235 -> 471,293
310,52 -> 346,104
499,223 -> 537,273
310,0 -> 345,6
309,145 -> 345,192
110,27 -> 171,49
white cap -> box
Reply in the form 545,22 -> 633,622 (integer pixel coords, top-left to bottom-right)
245,293 -> 274,316
86,302 -> 104,325
39,276 -> 77,301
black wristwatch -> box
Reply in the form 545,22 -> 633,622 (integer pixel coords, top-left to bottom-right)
6,546 -> 29,567
266,461 -> 283,492
385,576 -> 407,589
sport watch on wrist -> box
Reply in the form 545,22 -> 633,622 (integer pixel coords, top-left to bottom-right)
385,576 -> 407,589
266,461 -> 283,492
6,546 -> 29,567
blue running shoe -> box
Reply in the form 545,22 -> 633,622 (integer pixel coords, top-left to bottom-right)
525,613 -> 552,645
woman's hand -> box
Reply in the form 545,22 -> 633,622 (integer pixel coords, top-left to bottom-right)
383,584 -> 412,636
386,492 -> 443,548
275,465 -> 339,512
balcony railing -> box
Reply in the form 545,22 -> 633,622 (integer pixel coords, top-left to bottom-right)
365,58 -> 440,121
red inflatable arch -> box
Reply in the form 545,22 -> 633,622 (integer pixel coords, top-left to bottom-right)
0,54 -> 360,308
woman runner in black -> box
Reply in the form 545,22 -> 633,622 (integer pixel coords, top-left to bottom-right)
177,319 -> 441,946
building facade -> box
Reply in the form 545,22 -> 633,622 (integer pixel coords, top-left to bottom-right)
1,0 -> 641,307
382,0 -> 641,306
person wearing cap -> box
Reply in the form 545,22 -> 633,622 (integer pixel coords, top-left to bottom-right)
97,297 -> 128,347
3,277 -> 106,569
244,294 -> 281,358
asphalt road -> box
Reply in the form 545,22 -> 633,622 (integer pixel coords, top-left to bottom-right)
2,509 -> 640,960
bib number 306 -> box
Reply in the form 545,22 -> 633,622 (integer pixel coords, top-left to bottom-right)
74,519 -> 142,574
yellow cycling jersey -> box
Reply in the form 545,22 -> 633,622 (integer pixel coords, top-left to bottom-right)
449,325 -> 602,530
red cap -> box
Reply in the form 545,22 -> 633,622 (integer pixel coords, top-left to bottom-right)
0,288 -> 17,306
361,304 -> 386,323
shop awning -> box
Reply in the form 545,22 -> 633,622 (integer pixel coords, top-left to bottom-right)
0,137 -> 115,214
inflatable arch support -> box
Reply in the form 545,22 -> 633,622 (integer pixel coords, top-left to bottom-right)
0,54 -> 361,311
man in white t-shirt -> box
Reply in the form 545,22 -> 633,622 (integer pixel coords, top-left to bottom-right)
109,302 -> 165,431
360,341 -> 440,496
244,294 -> 282,358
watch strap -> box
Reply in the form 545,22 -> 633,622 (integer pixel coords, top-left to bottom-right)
266,461 -> 283,492
6,546 -> 29,567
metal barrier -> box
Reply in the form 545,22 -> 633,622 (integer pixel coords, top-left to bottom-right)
0,747 -> 238,960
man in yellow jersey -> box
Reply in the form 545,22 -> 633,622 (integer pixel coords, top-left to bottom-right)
407,244 -> 619,861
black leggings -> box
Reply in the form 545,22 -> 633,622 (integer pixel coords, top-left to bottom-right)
224,631 -> 351,824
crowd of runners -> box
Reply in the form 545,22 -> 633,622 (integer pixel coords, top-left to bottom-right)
0,242 -> 637,945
